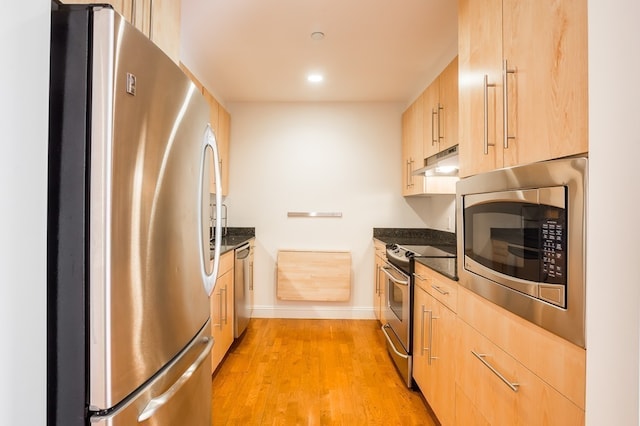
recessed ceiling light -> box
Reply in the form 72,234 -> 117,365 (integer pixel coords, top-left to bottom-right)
307,74 -> 324,83
310,31 -> 325,41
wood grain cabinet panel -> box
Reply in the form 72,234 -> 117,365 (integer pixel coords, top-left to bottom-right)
455,319 -> 584,425
401,95 -> 425,196
456,285 -> 586,410
210,251 -> 234,373
413,265 -> 456,425
373,240 -> 387,323
423,56 -> 459,159
458,0 -> 588,177
277,251 -> 351,302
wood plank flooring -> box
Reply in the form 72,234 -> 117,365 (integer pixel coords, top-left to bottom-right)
211,318 -> 438,425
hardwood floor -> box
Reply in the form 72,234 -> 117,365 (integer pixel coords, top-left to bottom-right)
211,318 -> 438,425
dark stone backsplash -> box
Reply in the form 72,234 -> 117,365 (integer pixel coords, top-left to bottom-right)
373,227 -> 456,250
225,227 -> 256,237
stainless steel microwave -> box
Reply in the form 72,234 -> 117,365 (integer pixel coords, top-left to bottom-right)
456,157 -> 587,348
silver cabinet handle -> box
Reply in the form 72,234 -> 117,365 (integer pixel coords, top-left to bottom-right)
375,265 -> 380,295
222,286 -> 228,325
428,310 -> 438,365
138,336 -> 213,422
214,290 -> 223,329
406,159 -> 411,189
437,104 -> 444,144
249,261 -> 254,291
483,75 -> 496,155
503,59 -> 516,149
431,108 -> 438,145
413,273 -> 426,281
381,324 -> 409,359
420,305 -> 427,356
471,351 -> 519,392
431,285 -> 449,296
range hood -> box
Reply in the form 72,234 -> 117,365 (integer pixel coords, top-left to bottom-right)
412,144 -> 459,177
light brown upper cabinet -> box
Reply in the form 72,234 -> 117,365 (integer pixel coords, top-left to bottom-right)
401,94 -> 425,196
180,65 -> 231,197
60,0 -> 181,64
423,56 -> 459,159
458,0 -> 588,178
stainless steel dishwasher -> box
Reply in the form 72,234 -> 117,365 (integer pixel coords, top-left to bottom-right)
234,240 -> 254,337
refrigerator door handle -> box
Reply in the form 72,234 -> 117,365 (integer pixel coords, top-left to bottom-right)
137,336 -> 213,422
199,125 -> 223,296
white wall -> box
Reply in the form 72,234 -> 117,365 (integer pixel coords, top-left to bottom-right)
0,1 -> 49,425
224,102 -> 452,318
586,1 -> 640,424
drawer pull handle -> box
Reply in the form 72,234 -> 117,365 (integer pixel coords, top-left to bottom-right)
431,285 -> 449,295
471,351 -> 519,392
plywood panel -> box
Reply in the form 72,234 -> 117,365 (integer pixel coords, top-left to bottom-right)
277,250 -> 351,302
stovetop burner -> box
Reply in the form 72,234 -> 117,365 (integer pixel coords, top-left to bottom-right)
386,243 -> 454,262
385,243 -> 458,281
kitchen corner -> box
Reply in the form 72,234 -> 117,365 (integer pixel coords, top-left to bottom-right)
209,227 -> 256,258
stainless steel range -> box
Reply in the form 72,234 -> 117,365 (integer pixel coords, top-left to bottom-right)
380,243 -> 456,387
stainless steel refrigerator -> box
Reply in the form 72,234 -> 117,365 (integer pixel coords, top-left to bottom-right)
48,3 -> 223,425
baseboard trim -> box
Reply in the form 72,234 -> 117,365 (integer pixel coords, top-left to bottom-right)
252,305 -> 376,320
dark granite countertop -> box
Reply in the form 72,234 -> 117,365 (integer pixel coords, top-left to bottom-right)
209,227 -> 255,259
373,227 -> 458,281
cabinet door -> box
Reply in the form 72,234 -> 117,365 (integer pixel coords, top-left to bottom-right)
438,56 -> 459,151
210,252 -> 235,373
422,81 -> 441,159
458,0 -> 504,177
150,0 -> 182,64
455,319 -> 584,425
501,0 -> 588,167
210,269 -> 234,373
412,284 -> 430,391
401,95 -> 425,196
413,279 -> 456,425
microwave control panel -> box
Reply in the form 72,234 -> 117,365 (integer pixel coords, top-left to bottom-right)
541,218 -> 566,284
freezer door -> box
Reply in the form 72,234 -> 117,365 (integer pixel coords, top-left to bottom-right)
88,9 -> 213,410
90,323 -> 213,425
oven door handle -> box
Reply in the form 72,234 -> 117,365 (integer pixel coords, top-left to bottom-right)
381,324 -> 409,359
381,266 -> 409,286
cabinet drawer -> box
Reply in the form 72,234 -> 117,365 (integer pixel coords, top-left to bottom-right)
457,286 -> 585,409
414,262 -> 457,312
455,319 -> 584,425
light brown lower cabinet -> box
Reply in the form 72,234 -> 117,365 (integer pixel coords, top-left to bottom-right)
373,240 -> 386,323
455,319 -> 584,425
412,265 -> 456,425
210,251 -> 234,373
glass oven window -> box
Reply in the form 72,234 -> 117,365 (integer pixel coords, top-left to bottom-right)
389,281 -> 404,321
464,200 -> 567,284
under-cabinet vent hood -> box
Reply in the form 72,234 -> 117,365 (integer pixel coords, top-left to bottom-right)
412,144 -> 459,177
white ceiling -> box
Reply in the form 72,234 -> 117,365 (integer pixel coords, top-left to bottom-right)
180,0 -> 458,105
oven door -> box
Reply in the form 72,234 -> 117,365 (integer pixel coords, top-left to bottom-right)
379,261 -> 412,387
380,262 -> 410,350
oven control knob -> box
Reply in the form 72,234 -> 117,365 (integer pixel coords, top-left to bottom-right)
405,251 -> 414,258
387,244 -> 398,251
